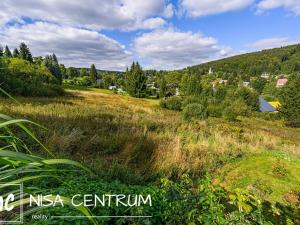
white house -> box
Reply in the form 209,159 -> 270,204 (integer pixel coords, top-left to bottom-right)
243,81 -> 250,87
261,72 -> 270,79
109,85 -> 117,90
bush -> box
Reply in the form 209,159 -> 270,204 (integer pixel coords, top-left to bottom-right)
63,76 -> 93,87
207,103 -> 223,118
182,96 -> 208,108
222,99 -> 249,121
0,57 -> 64,97
160,96 -> 182,111
183,103 -> 208,121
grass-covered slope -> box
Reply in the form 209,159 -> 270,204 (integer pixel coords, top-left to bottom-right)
185,44 -> 300,76
0,89 -> 299,204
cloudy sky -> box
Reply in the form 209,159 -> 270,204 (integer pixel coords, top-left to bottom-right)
0,0 -> 299,71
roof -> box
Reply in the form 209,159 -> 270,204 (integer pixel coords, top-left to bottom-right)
259,97 -> 277,112
276,78 -> 288,87
269,101 -> 281,109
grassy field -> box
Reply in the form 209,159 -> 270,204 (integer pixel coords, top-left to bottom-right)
0,88 -> 299,204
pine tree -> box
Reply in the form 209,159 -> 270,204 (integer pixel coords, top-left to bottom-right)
0,45 -> 3,57
280,74 -> 300,126
13,48 -> 19,58
4,46 -> 12,57
19,42 -> 33,62
43,54 -> 62,84
90,64 -> 97,83
60,64 -> 67,79
124,61 -> 147,98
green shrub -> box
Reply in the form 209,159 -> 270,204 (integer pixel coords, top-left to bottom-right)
207,103 -> 223,118
183,103 -> 208,121
235,87 -> 259,111
0,57 -> 64,97
63,76 -> 93,87
182,96 -> 208,108
160,96 -> 182,111
222,99 -> 249,121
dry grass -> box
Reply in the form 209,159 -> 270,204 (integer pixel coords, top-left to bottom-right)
0,89 -> 299,183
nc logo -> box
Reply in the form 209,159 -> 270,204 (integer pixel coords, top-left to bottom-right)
0,183 -> 23,223
0,194 -> 15,211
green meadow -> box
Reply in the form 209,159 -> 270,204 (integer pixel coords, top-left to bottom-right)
1,88 -> 299,204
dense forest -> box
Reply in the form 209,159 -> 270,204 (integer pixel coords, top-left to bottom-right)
185,44 -> 300,77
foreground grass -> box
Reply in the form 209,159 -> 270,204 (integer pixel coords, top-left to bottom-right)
0,89 -> 299,203
217,151 -> 300,203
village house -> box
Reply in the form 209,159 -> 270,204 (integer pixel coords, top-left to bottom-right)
243,81 -> 250,87
117,88 -> 126,94
219,80 -> 228,85
259,97 -> 277,112
175,87 -> 180,96
147,82 -> 158,90
276,78 -> 288,88
108,85 -> 117,90
261,72 -> 270,79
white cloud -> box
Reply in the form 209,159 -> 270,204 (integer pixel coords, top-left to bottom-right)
133,29 -> 232,70
0,22 -> 133,71
140,18 -> 167,30
179,0 -> 254,17
179,0 -> 300,17
0,0 -> 173,30
249,37 -> 299,50
256,0 -> 300,15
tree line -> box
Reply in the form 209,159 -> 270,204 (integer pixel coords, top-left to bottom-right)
1,42 -> 299,126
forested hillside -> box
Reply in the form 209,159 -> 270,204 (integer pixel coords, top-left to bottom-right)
185,44 -> 300,78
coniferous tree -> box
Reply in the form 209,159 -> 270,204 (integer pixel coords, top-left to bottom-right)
280,74 -> 300,126
60,64 -> 67,79
0,45 -> 3,57
4,46 -> 12,58
19,42 -> 33,62
124,62 -> 147,98
43,54 -> 62,84
90,64 -> 97,83
13,48 -> 20,58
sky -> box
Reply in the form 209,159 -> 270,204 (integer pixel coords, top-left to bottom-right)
0,0 -> 299,71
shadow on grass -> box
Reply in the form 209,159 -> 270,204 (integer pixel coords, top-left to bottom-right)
5,109 -> 161,184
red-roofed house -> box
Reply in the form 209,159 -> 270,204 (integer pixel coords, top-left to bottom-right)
276,78 -> 288,88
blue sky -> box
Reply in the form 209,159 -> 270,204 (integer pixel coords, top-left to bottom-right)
0,0 -> 299,71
